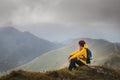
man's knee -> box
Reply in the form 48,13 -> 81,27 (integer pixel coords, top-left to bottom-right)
71,58 -> 77,62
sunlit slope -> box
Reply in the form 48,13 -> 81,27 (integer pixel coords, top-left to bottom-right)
19,38 -> 120,71
18,43 -> 76,71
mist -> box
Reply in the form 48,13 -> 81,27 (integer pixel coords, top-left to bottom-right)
0,0 -> 120,42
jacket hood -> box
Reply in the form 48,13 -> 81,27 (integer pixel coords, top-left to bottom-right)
84,44 -> 88,49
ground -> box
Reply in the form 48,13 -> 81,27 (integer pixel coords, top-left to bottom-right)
0,66 -> 120,80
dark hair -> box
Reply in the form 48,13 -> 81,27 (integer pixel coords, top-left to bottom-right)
79,40 -> 86,47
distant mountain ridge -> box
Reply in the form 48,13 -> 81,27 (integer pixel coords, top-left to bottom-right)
18,38 -> 120,72
0,27 -> 58,72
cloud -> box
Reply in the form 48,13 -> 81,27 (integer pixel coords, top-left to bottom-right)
0,0 -> 120,26
0,0 -> 62,25
51,0 -> 120,25
0,0 -> 120,42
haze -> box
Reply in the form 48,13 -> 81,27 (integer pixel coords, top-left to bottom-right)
0,0 -> 120,42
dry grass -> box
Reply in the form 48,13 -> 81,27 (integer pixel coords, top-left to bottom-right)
0,66 -> 120,80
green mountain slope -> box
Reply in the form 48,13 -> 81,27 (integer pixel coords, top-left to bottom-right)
18,38 -> 120,72
0,27 -> 58,71
0,66 -> 120,80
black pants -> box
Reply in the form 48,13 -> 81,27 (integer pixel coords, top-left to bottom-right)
68,58 -> 85,71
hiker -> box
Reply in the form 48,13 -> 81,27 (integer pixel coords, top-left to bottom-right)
68,40 -> 92,71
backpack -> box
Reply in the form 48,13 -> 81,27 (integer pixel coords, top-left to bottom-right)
86,48 -> 92,64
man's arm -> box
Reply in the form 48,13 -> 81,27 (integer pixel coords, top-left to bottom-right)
68,50 -> 78,60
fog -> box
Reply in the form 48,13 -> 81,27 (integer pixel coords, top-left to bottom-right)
0,0 -> 120,42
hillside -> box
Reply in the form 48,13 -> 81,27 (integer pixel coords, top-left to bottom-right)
0,27 -> 58,72
0,66 -> 120,80
18,38 -> 120,72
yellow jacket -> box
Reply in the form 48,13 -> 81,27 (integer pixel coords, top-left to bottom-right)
69,45 -> 88,64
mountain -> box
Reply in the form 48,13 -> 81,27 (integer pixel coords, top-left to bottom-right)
18,38 -> 120,72
0,66 -> 120,80
0,27 -> 58,72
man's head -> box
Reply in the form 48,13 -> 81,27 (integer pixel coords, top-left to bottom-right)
79,40 -> 86,47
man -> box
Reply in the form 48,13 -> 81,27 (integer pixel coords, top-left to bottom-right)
68,40 -> 89,71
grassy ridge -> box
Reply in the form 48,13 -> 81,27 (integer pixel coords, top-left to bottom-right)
19,38 -> 120,72
0,66 -> 120,80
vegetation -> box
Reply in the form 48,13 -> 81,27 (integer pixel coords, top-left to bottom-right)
0,27 -> 57,71
0,66 -> 120,80
19,38 -> 120,72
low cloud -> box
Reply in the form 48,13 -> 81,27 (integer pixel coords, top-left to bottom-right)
0,0 -> 120,26
0,0 -> 120,42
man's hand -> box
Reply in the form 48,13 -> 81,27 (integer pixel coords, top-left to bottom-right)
68,55 -> 72,60
68,56 -> 71,63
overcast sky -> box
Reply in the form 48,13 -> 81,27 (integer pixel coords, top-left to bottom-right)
0,0 -> 120,42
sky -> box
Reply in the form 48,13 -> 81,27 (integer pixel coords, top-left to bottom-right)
0,0 -> 120,42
